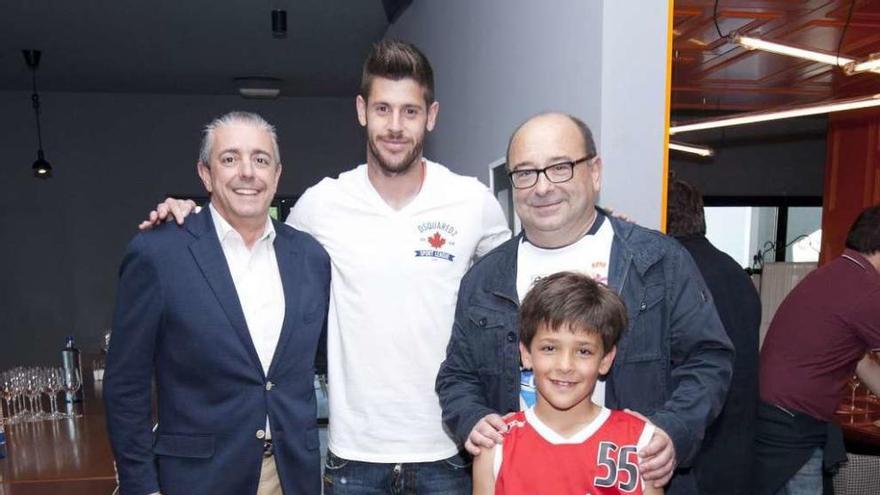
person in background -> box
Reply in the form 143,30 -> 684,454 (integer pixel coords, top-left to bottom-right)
666,176 -> 761,495
755,204 -> 880,494
105,112 -> 330,495
472,271 -> 662,495
436,112 -> 733,494
139,40 -> 511,494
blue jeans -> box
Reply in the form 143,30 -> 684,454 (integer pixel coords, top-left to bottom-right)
777,448 -> 823,495
322,451 -> 471,495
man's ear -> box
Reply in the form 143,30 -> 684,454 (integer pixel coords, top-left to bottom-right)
519,341 -> 533,370
426,101 -> 439,132
196,161 -> 213,193
599,344 -> 617,375
356,95 -> 368,127
591,156 -> 603,194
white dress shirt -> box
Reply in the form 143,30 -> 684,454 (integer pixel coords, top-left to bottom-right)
210,205 -> 285,437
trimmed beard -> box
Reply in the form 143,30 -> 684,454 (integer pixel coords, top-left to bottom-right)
367,132 -> 425,176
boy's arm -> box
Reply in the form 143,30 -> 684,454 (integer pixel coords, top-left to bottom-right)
643,481 -> 664,495
635,420 -> 664,495
472,446 -> 497,495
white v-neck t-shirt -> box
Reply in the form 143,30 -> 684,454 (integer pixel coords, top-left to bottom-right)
287,160 -> 510,462
516,214 -> 614,407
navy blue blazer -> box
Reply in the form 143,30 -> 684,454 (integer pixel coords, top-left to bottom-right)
105,207 -> 330,495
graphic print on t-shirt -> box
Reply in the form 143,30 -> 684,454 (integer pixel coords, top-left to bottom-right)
415,221 -> 458,262
519,370 -> 536,409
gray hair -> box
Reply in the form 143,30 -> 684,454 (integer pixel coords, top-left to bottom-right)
198,111 -> 281,165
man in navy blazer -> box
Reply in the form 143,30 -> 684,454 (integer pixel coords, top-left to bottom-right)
105,111 -> 330,495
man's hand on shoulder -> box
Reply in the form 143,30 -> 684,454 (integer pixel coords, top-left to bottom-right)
465,413 -> 508,456
625,408 -> 676,488
138,198 -> 198,230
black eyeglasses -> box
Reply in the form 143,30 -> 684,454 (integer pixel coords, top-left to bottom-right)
508,155 -> 595,189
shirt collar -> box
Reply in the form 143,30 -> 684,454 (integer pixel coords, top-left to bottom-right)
209,203 -> 276,245
522,209 -> 606,249
841,248 -> 870,270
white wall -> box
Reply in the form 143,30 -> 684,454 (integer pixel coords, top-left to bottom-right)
388,0 -> 670,228
0,91 -> 364,366
387,0 -> 603,181
600,1 -> 669,228
705,207 -> 754,268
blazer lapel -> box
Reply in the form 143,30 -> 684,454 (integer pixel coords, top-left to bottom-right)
187,208 -> 266,378
267,225 -> 302,378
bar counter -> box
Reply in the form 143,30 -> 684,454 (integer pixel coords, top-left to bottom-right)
835,396 -> 880,455
0,379 -> 117,495
2,377 -> 878,494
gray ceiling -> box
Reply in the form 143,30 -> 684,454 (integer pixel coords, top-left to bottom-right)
0,0 -> 392,97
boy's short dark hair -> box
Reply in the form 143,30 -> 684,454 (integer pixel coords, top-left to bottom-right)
519,272 -> 628,352
845,204 -> 880,256
361,39 -> 434,105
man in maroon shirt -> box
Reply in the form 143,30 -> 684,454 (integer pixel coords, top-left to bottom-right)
755,204 -> 880,495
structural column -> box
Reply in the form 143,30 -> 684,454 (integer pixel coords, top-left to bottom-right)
821,108 -> 880,263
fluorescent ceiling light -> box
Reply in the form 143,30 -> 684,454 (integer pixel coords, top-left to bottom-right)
670,93 -> 880,134
846,55 -> 880,74
235,76 -> 282,99
734,35 -> 853,66
669,141 -> 714,157
239,87 -> 281,99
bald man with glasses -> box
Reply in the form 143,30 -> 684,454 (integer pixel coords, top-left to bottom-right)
436,112 -> 734,495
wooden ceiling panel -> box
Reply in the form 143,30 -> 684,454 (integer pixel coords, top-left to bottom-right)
673,0 -> 880,111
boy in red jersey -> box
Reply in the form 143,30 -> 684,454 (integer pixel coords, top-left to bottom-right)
473,271 -> 662,495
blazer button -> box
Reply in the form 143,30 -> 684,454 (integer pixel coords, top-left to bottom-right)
256,429 -> 266,440
266,381 -> 274,391
506,332 -> 516,343
478,318 -> 487,327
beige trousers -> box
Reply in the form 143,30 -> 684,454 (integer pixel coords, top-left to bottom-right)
256,455 -> 283,495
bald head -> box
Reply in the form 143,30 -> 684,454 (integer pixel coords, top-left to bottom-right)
507,112 -> 603,248
506,112 -> 596,168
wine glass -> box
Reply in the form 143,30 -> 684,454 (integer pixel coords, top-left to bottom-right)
45,367 -> 64,420
849,375 -> 862,412
22,368 -> 39,422
28,367 -> 48,421
1,372 -> 15,425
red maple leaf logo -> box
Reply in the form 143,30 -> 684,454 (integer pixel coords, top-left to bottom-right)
428,231 -> 446,249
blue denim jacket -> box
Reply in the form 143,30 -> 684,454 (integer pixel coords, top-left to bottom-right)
436,213 -> 733,493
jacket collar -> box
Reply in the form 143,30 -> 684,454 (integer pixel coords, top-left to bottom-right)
184,204 -> 301,379
186,206 -> 265,376
602,208 -> 668,278
481,235 -> 521,305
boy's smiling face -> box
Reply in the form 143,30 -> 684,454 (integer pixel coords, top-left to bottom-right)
520,323 -> 616,413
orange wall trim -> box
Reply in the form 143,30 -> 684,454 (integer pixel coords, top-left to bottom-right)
660,0 -> 673,233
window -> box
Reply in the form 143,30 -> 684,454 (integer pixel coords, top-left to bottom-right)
703,197 -> 822,269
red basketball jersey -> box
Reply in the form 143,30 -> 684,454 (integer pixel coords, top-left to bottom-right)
494,407 -> 653,495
